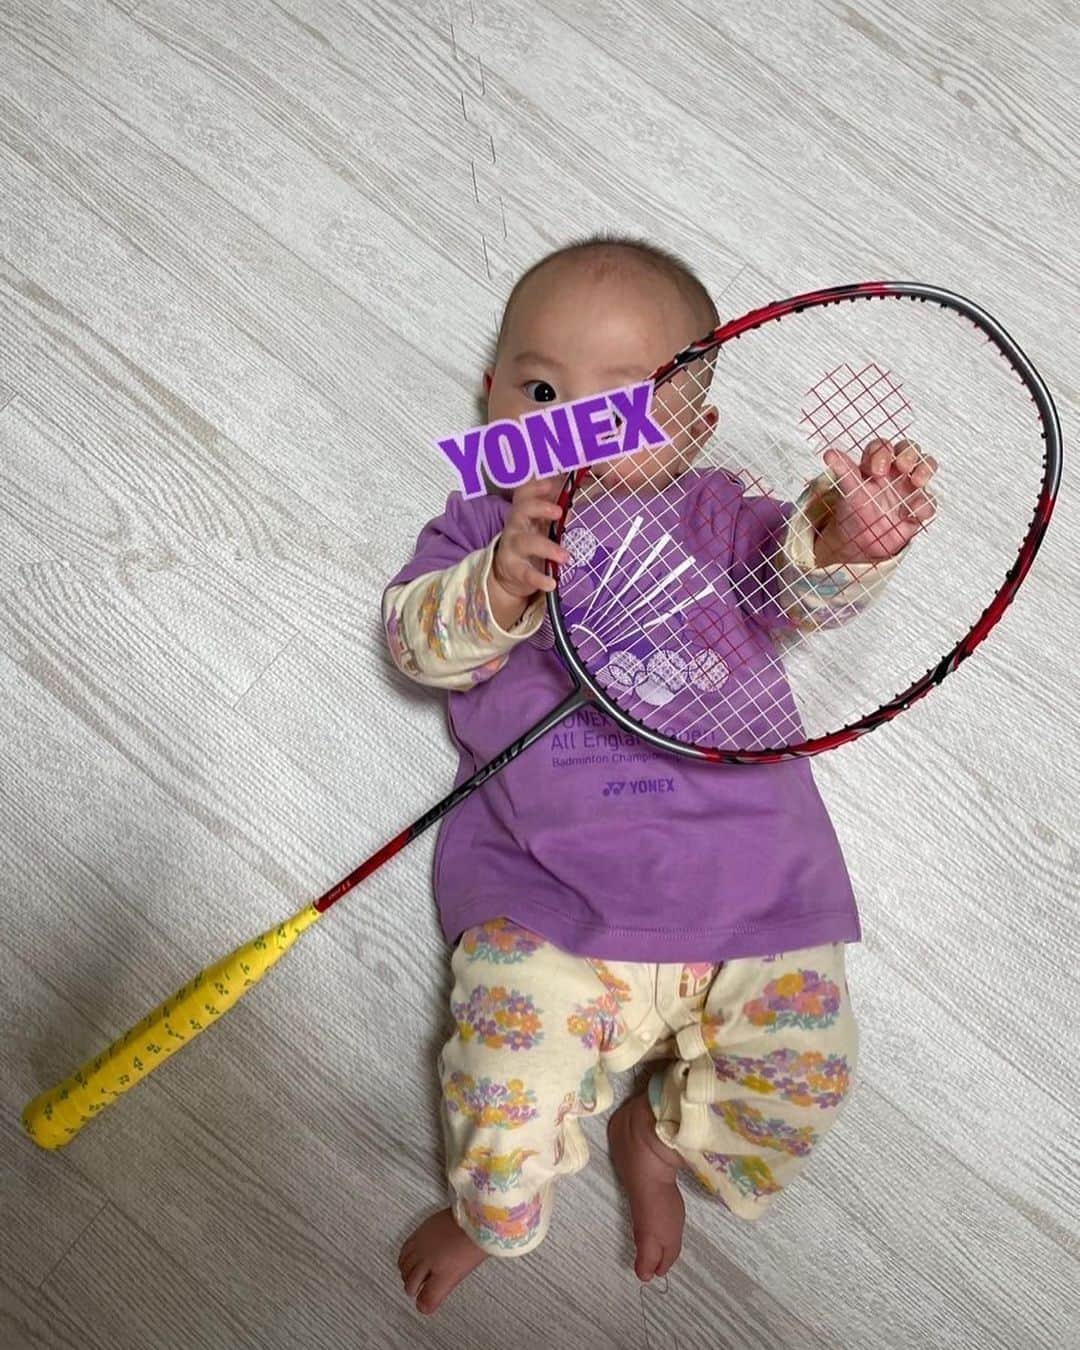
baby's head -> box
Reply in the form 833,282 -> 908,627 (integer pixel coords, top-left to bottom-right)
484,236 -> 720,493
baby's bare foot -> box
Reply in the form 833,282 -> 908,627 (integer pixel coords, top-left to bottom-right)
398,1207 -> 489,1315
607,1089 -> 686,1282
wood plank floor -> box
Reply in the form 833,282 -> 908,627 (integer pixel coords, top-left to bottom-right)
1,2 -> 1077,1347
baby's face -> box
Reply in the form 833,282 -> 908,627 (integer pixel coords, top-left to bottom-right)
484,262 -> 717,493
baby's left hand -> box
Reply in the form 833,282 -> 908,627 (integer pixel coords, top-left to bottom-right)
815,438 -> 938,565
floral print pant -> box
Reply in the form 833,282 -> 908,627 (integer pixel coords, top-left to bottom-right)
438,918 -> 859,1257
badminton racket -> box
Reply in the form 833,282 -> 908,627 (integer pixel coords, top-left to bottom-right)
22,280 -> 1061,1149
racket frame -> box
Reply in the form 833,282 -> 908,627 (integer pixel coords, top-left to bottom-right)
544,280 -> 1063,765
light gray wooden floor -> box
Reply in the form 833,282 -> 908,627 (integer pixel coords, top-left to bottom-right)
2,2 -> 1078,1347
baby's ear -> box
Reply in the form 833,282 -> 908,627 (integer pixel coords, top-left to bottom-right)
482,369 -> 494,395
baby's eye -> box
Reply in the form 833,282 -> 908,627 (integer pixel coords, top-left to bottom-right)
523,380 -> 558,403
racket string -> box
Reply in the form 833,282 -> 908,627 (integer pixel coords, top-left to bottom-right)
551,293 -> 1046,752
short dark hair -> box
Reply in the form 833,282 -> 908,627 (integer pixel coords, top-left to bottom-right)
495,233 -> 720,354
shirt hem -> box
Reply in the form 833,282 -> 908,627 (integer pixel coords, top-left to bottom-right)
441,894 -> 862,962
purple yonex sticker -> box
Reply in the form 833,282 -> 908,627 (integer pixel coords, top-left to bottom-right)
434,380 -> 667,497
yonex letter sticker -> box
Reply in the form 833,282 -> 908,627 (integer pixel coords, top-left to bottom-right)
434,381 -> 667,498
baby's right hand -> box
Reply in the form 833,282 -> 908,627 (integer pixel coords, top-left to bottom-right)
491,477 -> 571,600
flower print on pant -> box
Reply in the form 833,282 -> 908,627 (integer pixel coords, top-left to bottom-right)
444,1073 -> 539,1128
554,1065 -> 602,1127
452,986 -> 544,1052
460,918 -> 546,966
710,1046 -> 852,1110
714,1099 -> 819,1158
698,1152 -> 783,1203
460,1144 -> 540,1194
445,1078 -> 545,1250
565,959 -> 634,1052
742,969 -> 842,1032
459,1192 -> 544,1251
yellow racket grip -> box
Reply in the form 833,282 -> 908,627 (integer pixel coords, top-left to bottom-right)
22,902 -> 322,1150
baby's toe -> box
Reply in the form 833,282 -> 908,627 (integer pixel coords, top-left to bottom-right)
634,1234 -> 666,1282
403,1260 -> 429,1298
416,1272 -> 453,1315
655,1239 -> 682,1278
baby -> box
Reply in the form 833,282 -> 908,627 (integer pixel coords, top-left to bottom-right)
385,237 -> 935,1316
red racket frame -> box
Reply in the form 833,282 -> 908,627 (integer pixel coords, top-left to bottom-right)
546,280 -> 1062,765
313,280 -> 1061,915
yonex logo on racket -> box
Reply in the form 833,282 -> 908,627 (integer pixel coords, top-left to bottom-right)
434,380 -> 668,498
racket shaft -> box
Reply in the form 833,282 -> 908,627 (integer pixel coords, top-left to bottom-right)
22,903 -> 321,1149
314,686 -> 586,911
22,687 -> 585,1149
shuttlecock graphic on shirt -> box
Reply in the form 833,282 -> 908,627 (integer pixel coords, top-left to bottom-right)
561,524 -> 599,581
527,502 -> 732,707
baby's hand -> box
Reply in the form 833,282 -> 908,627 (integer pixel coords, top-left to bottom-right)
816,438 -> 938,564
492,477 -> 571,600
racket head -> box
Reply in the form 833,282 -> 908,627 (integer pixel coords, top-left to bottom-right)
541,282 -> 1062,764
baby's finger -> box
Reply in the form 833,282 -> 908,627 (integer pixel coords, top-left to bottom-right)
908,461 -> 932,488
511,475 -> 563,514
509,484 -> 563,526
892,441 -> 918,473
897,484 -> 936,524
534,534 -> 572,567
895,444 -> 937,490
523,561 -> 558,593
524,498 -> 566,525
525,472 -> 567,503
861,438 -> 893,478
908,488 -> 937,524
496,550 -> 558,596
508,531 -> 570,569
824,446 -> 862,492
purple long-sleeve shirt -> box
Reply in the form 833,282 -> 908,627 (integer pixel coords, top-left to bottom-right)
383,483 -> 862,962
